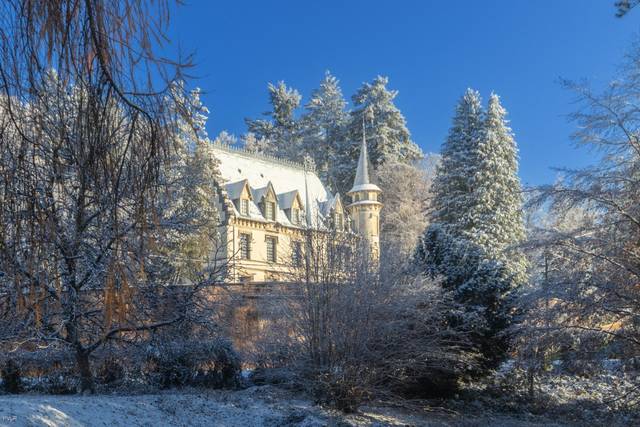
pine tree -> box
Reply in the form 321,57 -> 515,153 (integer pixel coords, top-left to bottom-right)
348,75 -> 422,167
245,81 -> 302,160
430,88 -> 485,235
473,93 -> 527,281
416,89 -> 526,371
159,85 -> 222,281
300,71 -> 350,190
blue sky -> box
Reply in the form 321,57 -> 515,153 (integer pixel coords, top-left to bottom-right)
168,1 -> 639,186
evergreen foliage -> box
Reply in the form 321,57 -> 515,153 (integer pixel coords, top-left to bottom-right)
245,81 -> 303,160
416,89 -> 526,370
300,71 -> 350,190
336,76 -> 423,193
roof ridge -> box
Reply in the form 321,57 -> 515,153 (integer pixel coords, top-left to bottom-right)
211,141 -> 315,172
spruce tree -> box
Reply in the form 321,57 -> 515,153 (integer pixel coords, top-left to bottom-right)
337,76 -> 422,194
431,88 -> 485,236
416,89 -> 526,370
300,71 -> 350,189
245,81 -> 302,160
473,93 -> 527,282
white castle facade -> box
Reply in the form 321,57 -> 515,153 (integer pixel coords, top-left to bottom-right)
212,135 -> 382,283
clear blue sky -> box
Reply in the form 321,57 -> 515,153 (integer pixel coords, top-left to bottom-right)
168,0 -> 639,186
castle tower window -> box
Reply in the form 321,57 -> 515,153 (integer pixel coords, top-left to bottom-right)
266,236 -> 277,263
264,201 -> 276,221
336,213 -> 344,230
239,233 -> 251,260
240,199 -> 249,216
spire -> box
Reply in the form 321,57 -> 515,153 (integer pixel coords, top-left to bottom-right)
353,117 -> 370,187
303,156 -> 313,228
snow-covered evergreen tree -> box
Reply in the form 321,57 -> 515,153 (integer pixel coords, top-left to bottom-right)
415,89 -> 526,370
245,81 -> 303,160
350,76 -> 422,166
300,71 -> 350,189
156,84 -> 222,282
473,93 -> 527,281
430,88 -> 485,234
213,130 -> 239,146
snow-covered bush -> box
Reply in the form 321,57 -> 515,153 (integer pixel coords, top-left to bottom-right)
0,349 -> 77,394
144,338 -> 241,389
254,230 -> 477,410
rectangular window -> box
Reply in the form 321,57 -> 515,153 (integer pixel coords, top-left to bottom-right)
292,208 -> 300,224
264,201 -> 275,221
240,199 -> 249,216
266,236 -> 277,263
336,213 -> 343,230
239,233 -> 251,260
292,241 -> 303,267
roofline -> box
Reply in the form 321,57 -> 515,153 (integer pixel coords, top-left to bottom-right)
211,141 -> 315,172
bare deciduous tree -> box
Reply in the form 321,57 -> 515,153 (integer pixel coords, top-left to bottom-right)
518,46 -> 640,400
0,1 -> 225,393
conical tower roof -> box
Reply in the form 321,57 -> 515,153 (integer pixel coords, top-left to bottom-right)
348,124 -> 381,194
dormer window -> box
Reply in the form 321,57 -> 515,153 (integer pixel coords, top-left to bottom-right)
240,199 -> 249,216
264,201 -> 276,221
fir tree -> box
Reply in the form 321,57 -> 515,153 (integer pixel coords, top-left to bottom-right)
349,76 -> 422,167
245,81 -> 302,160
300,71 -> 350,190
416,89 -> 526,370
473,93 -> 527,282
338,76 -> 422,194
430,88 -> 484,235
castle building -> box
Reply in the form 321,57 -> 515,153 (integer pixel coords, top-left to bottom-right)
213,134 -> 381,283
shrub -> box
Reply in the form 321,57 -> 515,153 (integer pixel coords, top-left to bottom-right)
97,357 -> 125,385
313,368 -> 371,413
145,338 -> 241,389
1,359 -> 22,393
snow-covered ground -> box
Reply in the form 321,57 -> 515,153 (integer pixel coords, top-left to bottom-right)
0,385 -> 567,427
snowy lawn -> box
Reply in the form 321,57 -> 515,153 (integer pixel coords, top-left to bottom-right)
0,384 -> 573,427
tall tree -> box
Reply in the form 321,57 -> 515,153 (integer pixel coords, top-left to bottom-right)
245,81 -> 302,160
338,76 -> 422,194
473,94 -> 527,281
300,71 -> 350,190
616,0 -> 640,16
522,49 -> 640,387
0,1 -> 214,392
415,89 -> 526,370
430,89 -> 485,235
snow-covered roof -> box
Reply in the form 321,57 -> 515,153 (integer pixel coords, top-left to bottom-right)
212,143 -> 331,228
349,183 -> 381,193
277,190 -> 300,211
250,182 -> 275,203
225,180 -> 250,200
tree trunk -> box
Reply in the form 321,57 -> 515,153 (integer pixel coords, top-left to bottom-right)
76,349 -> 95,394
527,368 -> 535,398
